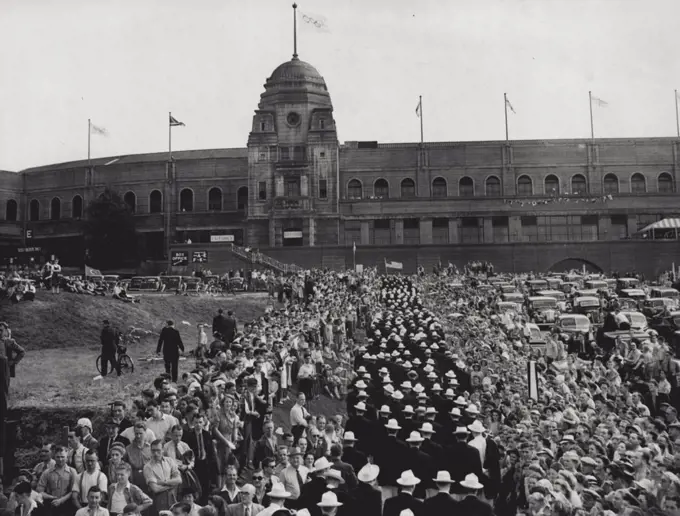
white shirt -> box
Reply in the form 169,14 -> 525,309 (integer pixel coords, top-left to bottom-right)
120,427 -> 156,444
73,469 -> 107,504
75,507 -> 109,516
290,404 -> 308,427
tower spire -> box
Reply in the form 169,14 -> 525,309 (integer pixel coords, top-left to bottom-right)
292,3 -> 298,60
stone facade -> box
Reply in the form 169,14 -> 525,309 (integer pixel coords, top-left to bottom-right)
1,56 -> 680,275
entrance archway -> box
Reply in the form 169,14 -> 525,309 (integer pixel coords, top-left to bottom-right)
548,258 -> 603,274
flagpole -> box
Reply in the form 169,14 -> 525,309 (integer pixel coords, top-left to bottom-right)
353,241 -> 356,271
87,119 -> 91,166
504,93 -> 509,142
168,111 -> 172,162
419,95 -> 424,145
675,89 -> 679,138
589,91 -> 594,140
292,3 -> 298,59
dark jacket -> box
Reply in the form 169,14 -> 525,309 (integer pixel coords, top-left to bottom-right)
342,447 -> 367,473
212,314 -> 228,339
383,492 -> 423,516
423,492 -> 460,516
253,435 -> 277,469
156,326 -> 184,358
100,326 -> 118,353
182,426 -> 215,464
331,457 -> 358,491
349,482 -> 382,516
456,495 -> 494,516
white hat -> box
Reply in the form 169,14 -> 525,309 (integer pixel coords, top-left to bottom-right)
358,463 -> 380,483
431,383 -> 442,391
399,511 -> 414,516
77,418 -> 92,430
419,422 -> 435,434
413,384 -> 425,394
396,470 -> 421,486
317,491 -> 343,507
355,380 -> 368,389
378,367 -> 388,374
401,380 -> 413,389
267,483 -> 292,499
454,396 -> 467,406
454,426 -> 469,435
392,391 -> 404,401
325,469 -> 345,483
445,388 -> 455,397
468,420 -> 486,434
385,418 -> 402,430
466,403 -> 480,415
460,473 -> 484,490
343,431 -> 357,442
239,484 -> 256,495
425,407 -> 437,415
450,407 -> 462,417
432,471 -> 454,483
406,431 -> 424,443
403,405 -> 415,414
313,457 -> 332,472
357,366 -> 367,374
355,401 -> 367,411
379,405 -> 391,414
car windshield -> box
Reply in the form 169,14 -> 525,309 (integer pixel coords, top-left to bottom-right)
533,299 -> 556,308
561,318 -> 581,328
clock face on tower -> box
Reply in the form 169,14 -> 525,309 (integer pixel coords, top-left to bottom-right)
286,112 -> 301,127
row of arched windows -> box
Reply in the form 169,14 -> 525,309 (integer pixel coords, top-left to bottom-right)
347,172 -> 675,199
5,186 -> 250,221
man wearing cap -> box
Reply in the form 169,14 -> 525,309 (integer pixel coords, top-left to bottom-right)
157,321 -> 184,383
382,470 -> 423,516
77,419 -> 100,452
350,464 -> 381,516
225,484 -> 264,516
423,471 -> 457,516
340,432 -> 366,474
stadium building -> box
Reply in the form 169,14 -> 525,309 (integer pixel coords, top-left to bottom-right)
1,52 -> 680,275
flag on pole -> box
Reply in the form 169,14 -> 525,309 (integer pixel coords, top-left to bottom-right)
415,98 -> 422,118
90,123 -> 108,136
591,96 -> 608,107
298,10 -> 330,33
385,260 -> 404,270
505,97 -> 516,114
169,115 -> 185,127
85,265 -> 102,277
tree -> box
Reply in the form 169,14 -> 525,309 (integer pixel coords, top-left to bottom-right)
84,188 -> 137,269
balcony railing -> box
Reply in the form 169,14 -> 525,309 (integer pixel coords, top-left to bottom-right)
272,197 -> 312,211
274,159 -> 309,169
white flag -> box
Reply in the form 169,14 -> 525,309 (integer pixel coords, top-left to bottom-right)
90,123 -> 108,136
505,97 -> 516,114
591,96 -> 608,107
298,10 -> 330,33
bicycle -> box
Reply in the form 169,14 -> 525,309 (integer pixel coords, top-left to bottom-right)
96,331 -> 136,375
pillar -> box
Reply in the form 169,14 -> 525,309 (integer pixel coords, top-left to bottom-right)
275,176 -> 284,197
509,216 -> 522,242
597,215 -> 610,241
394,219 -> 404,245
301,175 -> 309,197
483,217 -> 494,244
626,215 -> 637,239
308,217 -> 316,246
420,218 -> 433,245
448,218 -> 459,244
360,221 -> 370,245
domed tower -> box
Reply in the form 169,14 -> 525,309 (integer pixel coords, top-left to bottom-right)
246,5 -> 339,248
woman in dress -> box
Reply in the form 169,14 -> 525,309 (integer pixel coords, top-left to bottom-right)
212,395 -> 241,489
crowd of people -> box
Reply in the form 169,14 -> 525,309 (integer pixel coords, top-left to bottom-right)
3,263 -> 680,516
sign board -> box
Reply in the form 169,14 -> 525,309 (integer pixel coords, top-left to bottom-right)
171,251 -> 188,266
283,230 -> 303,239
210,234 -> 235,243
192,251 -> 208,263
25,229 -> 33,239
18,247 -> 41,254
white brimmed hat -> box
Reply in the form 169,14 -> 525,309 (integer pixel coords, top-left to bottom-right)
358,463 -> 380,483
325,469 -> 345,483
317,491 -> 343,507
313,457 -> 332,472
385,418 -> 402,430
267,483 -> 292,499
460,473 -> 484,490
396,470 -> 421,486
343,431 -> 357,442
432,471 -> 454,483
406,431 -> 424,443
419,422 -> 435,434
468,420 -> 486,434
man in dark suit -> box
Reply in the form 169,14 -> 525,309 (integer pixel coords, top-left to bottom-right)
223,310 -> 237,344
183,411 -> 214,502
341,432 -> 367,473
446,427 -> 482,482
383,470 -> 423,516
212,309 -> 228,342
253,420 -> 277,469
98,420 -> 130,468
329,444 -> 358,491
350,464 -> 382,516
457,473 -> 494,516
423,471 -> 459,516
156,320 -> 184,382
404,431 -> 434,499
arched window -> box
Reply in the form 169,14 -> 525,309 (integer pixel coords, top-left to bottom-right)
237,187 -> 248,211
545,174 -> 560,195
179,188 -> 194,212
571,174 -> 587,195
347,179 -> 363,199
517,175 -> 533,196
459,177 -> 474,197
603,174 -> 619,195
71,195 -> 83,219
29,199 -> 40,221
658,172 -> 674,193
374,179 -> 389,199
5,199 -> 17,221
631,173 -> 646,194
485,176 -> 501,197
432,177 -> 447,198
149,190 -> 163,213
208,187 -> 222,211
124,191 -> 136,214
400,178 -> 416,198
50,197 -> 61,220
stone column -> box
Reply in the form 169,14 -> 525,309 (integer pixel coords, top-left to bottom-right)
308,217 -> 316,246
275,176 -> 284,197
394,219 -> 404,245
597,215 -> 610,240
626,215 -> 637,239
448,218 -> 459,244
509,216 -> 522,242
300,175 -> 309,197
483,217 -> 494,243
420,218 -> 433,245
269,219 -> 276,247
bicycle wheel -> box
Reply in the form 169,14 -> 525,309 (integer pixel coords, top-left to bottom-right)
96,355 -> 103,374
119,354 -> 134,374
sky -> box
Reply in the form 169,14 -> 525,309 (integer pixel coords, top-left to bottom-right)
0,0 -> 679,171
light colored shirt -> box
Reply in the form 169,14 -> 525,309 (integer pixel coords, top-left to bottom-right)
110,485 -> 128,514
289,404 -> 308,427
145,414 -> 179,442
75,506 -> 110,516
73,470 -> 108,504
163,440 -> 191,462
120,427 -> 156,445
278,465 -> 308,500
37,465 -> 77,498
